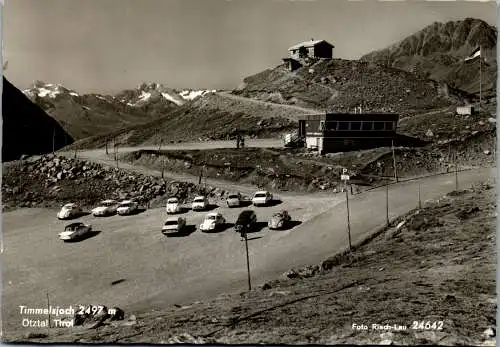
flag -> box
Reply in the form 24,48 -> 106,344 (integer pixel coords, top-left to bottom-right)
465,47 -> 481,62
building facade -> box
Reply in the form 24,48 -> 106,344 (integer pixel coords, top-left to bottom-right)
298,113 -> 399,153
283,39 -> 334,71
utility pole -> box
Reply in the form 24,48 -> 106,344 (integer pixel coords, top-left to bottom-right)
385,183 -> 389,227
105,138 -> 108,155
391,140 -> 398,183
46,292 -> 51,329
455,153 -> 459,191
52,126 -> 56,155
479,45 -> 482,108
243,230 -> 251,291
345,189 -> 352,252
418,183 -> 422,210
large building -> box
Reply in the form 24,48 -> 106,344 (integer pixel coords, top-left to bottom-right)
283,39 -> 334,71
297,113 -> 400,154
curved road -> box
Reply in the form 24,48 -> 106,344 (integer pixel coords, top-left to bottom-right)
57,139 -> 314,198
2,166 -> 493,338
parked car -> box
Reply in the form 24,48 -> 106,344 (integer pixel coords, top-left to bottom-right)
200,212 -> 226,232
268,210 -> 292,230
116,200 -> 139,215
92,199 -> 118,217
58,222 -> 92,241
226,192 -> 242,208
57,203 -> 82,220
191,196 -> 209,211
166,198 -> 181,214
162,216 -> 186,235
252,191 -> 273,206
234,210 -> 257,234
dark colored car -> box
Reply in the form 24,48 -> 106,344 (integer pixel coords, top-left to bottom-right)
234,210 -> 257,234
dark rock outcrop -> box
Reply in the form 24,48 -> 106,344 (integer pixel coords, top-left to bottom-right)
2,77 -> 74,162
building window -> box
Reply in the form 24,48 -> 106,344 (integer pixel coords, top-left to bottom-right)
339,121 -> 349,130
350,122 -> 362,130
373,121 -> 384,131
318,121 -> 326,131
385,122 -> 394,131
361,121 -> 373,131
327,121 -> 338,130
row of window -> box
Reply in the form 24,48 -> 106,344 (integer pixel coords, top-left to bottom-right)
314,121 -> 396,131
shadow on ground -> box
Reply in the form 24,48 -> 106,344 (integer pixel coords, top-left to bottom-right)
64,230 -> 101,242
253,199 -> 283,207
166,225 -> 197,237
118,208 -> 147,216
190,204 -> 219,212
60,211 -> 92,220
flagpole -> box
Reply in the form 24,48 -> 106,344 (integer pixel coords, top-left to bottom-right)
479,45 -> 482,108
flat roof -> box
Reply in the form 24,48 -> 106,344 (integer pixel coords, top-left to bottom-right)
298,113 -> 399,121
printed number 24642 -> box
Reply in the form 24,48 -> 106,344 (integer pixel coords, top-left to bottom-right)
411,321 -> 443,330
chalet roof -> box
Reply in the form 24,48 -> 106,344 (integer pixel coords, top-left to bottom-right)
288,39 -> 334,51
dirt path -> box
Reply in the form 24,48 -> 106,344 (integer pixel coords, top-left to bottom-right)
217,91 -> 321,115
57,143 -> 335,200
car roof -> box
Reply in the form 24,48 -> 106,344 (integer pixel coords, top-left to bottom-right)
239,210 -> 255,217
166,216 -> 181,222
254,191 -> 269,194
101,199 -> 116,203
206,212 -> 220,217
194,195 -> 206,199
63,203 -> 76,207
120,200 -> 134,204
167,197 -> 178,201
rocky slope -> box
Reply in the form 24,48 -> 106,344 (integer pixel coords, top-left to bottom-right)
2,77 -> 74,162
233,58 -> 469,117
22,81 -> 217,141
361,18 -> 497,94
62,93 -> 299,150
2,155 -> 234,212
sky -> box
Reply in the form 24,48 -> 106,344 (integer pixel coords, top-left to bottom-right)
2,0 -> 497,94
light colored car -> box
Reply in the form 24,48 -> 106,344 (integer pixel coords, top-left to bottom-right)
57,203 -> 82,220
252,191 -> 273,206
268,210 -> 292,230
116,200 -> 139,215
226,193 -> 242,208
162,216 -> 186,235
58,222 -> 92,241
92,199 -> 118,216
166,197 -> 181,214
192,196 -> 209,211
199,212 -> 226,232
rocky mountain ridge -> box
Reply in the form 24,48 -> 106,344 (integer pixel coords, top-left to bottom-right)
361,18 -> 497,93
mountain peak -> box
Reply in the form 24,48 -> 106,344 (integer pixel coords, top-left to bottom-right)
360,17 -> 497,93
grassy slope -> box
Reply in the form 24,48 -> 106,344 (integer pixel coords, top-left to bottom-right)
19,181 -> 496,345
63,94 -> 301,150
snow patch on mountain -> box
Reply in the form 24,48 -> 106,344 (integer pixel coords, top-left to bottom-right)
179,89 -> 217,101
161,92 -> 183,106
23,81 -> 80,99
